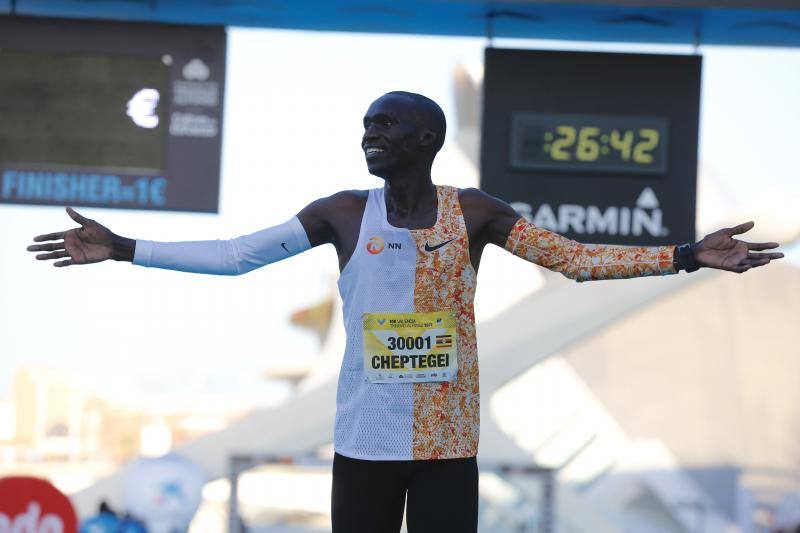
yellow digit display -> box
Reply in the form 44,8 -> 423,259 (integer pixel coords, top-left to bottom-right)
551,126 -> 576,160
548,126 -> 661,165
576,127 -> 600,161
610,129 -> 633,160
633,128 -> 659,164
511,113 -> 668,175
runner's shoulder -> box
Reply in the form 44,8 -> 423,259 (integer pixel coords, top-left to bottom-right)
300,189 -> 369,222
457,187 -> 490,206
457,187 -> 516,217
328,189 -> 370,205
321,189 -> 369,215
457,187 -> 523,244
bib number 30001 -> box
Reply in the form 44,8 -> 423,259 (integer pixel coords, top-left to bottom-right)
362,311 -> 458,383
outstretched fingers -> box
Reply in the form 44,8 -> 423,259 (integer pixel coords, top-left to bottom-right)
66,206 -> 90,226
36,251 -> 70,261
744,257 -> 771,267
747,251 -> 784,260
33,231 -> 66,242
747,241 -> 780,251
736,255 -> 780,271
27,241 -> 65,252
54,259 -> 75,267
725,221 -> 755,236
728,249 -> 784,273
31,207 -> 89,243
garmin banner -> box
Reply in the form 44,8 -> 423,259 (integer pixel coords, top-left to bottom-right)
480,48 -> 701,246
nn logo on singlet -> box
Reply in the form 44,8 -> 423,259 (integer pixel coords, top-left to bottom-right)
366,236 -> 401,255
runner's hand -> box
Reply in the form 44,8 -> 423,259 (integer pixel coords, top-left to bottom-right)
27,207 -> 115,267
694,221 -> 783,273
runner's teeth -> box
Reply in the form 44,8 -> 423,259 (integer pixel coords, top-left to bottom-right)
366,148 -> 385,154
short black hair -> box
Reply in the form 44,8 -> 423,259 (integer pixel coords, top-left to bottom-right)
385,91 -> 447,154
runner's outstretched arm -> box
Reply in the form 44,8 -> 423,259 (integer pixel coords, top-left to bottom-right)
504,217 -> 677,281
26,205 -> 317,274
461,188 -> 783,282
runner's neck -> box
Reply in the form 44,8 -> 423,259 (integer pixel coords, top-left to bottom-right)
383,178 -> 437,226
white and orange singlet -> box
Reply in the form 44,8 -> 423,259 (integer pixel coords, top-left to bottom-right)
336,185 -> 479,460
133,183 -> 677,462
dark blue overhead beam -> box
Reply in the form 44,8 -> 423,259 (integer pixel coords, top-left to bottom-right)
5,1 -> 800,47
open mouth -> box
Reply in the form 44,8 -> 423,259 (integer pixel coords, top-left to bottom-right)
364,146 -> 386,158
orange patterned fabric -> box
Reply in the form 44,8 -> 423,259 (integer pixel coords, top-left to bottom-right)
410,185 -> 479,459
505,217 -> 676,281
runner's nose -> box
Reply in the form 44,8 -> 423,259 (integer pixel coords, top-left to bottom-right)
362,124 -> 380,144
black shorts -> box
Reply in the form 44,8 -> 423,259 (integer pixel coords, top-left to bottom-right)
331,452 -> 479,533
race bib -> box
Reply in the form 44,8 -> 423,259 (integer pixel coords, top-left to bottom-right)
362,311 -> 458,383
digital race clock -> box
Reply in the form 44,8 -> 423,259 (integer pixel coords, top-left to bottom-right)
510,113 -> 668,175
481,48 -> 700,246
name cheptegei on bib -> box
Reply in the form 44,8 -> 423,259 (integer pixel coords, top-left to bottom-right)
362,311 -> 458,383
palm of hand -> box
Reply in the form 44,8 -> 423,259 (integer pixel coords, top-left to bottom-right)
64,224 -> 113,264
693,222 -> 782,273
28,207 -> 116,267
695,231 -> 748,270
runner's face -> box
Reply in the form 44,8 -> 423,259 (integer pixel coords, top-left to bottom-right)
361,95 -> 422,177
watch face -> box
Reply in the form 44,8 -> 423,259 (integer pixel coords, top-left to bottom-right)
675,243 -> 699,272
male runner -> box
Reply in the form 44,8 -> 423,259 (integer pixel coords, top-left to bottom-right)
28,91 -> 783,533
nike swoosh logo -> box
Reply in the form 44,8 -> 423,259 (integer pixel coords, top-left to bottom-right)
424,238 -> 455,253
281,242 -> 290,253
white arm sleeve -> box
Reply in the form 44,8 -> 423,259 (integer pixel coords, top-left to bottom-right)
132,216 -> 312,275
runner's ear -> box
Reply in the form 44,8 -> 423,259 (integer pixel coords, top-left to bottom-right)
419,129 -> 437,147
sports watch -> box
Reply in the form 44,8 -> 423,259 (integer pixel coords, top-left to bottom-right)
673,242 -> 701,273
